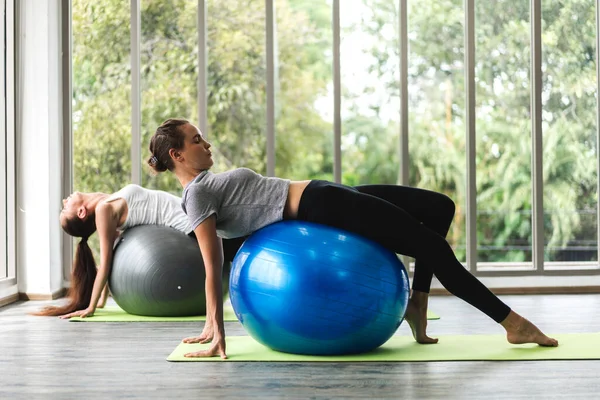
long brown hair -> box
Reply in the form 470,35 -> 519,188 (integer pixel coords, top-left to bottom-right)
33,213 -> 98,316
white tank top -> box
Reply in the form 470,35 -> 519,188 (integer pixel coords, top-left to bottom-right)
104,184 -> 193,234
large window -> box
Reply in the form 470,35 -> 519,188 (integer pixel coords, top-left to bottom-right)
69,0 -> 600,276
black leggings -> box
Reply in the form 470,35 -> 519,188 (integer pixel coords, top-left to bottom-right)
296,180 -> 511,323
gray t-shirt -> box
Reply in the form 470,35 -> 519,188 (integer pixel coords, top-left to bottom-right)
181,168 -> 290,239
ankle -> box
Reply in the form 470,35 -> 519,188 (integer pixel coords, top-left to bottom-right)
500,310 -> 523,331
409,290 -> 429,308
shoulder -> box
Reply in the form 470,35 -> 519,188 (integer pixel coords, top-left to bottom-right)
118,183 -> 141,193
95,201 -> 121,225
182,178 -> 217,212
229,168 -> 258,178
106,184 -> 144,202
123,184 -> 146,195
184,179 -> 214,198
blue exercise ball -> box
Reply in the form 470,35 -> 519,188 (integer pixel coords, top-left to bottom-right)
229,221 -> 410,356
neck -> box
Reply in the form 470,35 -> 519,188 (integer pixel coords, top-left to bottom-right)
176,168 -> 206,188
83,192 -> 110,212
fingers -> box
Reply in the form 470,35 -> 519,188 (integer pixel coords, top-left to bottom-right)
184,350 -> 213,358
59,309 -> 94,319
183,343 -> 227,359
182,335 -> 211,344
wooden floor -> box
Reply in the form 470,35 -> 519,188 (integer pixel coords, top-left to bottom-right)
1,294 -> 599,399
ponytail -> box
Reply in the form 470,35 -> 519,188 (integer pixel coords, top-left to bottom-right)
32,238 -> 97,316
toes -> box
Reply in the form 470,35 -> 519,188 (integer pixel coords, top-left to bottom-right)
418,336 -> 439,344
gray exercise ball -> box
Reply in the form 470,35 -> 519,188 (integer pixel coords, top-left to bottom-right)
109,225 -> 229,317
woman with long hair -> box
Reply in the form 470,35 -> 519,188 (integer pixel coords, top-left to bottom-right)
34,185 -> 244,318
148,118 -> 558,359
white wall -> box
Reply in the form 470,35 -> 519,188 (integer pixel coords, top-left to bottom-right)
16,0 -> 65,296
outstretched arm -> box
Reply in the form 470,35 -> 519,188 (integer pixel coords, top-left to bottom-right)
59,203 -> 119,319
97,283 -> 109,308
183,215 -> 227,359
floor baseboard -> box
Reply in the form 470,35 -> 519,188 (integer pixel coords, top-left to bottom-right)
0,293 -> 19,307
431,286 -> 600,296
19,288 -> 67,301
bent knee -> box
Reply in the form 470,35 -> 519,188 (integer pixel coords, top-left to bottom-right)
440,193 -> 456,220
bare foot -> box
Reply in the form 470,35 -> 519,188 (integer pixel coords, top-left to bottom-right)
404,292 -> 438,344
501,311 -> 558,347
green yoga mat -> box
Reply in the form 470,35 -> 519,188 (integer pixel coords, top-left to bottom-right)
68,306 -> 439,322
69,305 -> 239,322
167,333 -> 599,362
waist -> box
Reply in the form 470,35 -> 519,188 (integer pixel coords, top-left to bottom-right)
284,180 -> 311,219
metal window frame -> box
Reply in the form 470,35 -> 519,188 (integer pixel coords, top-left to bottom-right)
0,0 -> 9,280
333,0 -> 341,183
198,0 -> 208,137
61,0 -> 72,283
1,0 -> 8,281
398,0 -> 408,188
266,0 -> 276,176
531,0 -> 544,274
596,0 -> 600,272
0,0 -> 16,288
6,0 -> 14,283
465,0 -> 477,272
131,0 -> 141,184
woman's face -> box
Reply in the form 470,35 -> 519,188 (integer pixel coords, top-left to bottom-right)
61,192 -> 84,217
179,123 -> 213,171
60,192 -> 86,228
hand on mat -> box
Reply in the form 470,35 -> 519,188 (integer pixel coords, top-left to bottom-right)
184,335 -> 227,359
183,323 -> 215,344
59,307 -> 95,319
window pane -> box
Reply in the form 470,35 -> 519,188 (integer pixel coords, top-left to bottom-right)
73,0 -> 132,193
72,0 -> 131,257
205,0 -> 266,174
341,0 -> 400,186
276,0 -> 333,180
476,1 -> 532,264
408,0 -> 466,262
141,0 -> 197,193
542,0 -> 598,265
